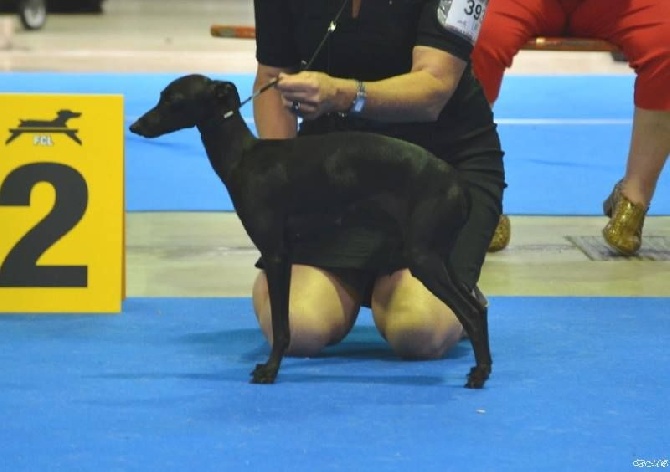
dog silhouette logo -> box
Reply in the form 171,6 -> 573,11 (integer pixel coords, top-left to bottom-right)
5,109 -> 83,145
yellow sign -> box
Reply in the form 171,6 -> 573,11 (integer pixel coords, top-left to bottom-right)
0,94 -> 124,313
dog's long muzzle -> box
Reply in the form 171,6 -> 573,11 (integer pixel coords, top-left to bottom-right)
129,117 -> 159,138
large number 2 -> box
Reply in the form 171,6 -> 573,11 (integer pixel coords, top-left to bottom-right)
0,163 -> 88,287
464,0 -> 483,20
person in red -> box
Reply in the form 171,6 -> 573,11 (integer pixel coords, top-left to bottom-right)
472,0 -> 670,255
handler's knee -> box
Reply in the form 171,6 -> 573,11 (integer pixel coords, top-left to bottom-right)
252,265 -> 361,357
370,270 -> 464,360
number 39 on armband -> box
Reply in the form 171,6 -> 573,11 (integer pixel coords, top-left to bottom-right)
0,94 -> 124,313
437,0 -> 489,44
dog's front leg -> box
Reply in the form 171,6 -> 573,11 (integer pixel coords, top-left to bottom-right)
250,251 -> 291,384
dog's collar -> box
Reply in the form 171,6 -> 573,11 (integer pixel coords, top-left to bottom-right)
199,109 -> 236,131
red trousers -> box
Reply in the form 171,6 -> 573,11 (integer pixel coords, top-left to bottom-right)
471,0 -> 670,110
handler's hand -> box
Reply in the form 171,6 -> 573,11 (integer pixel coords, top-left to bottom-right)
276,71 -> 343,120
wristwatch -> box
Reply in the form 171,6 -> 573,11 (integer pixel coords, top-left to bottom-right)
348,79 -> 367,115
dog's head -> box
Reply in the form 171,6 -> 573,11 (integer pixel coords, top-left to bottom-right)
129,74 -> 241,138
57,109 -> 82,119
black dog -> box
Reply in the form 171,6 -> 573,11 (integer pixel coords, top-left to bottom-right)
129,74 -> 492,388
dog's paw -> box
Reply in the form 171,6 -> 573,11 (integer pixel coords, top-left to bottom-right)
250,363 -> 278,384
464,364 -> 491,389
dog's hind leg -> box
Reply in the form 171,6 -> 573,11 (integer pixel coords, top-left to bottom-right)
250,250 -> 292,384
405,188 -> 492,388
407,249 -> 492,388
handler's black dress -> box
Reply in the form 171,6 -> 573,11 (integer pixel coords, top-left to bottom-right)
253,0 -> 506,300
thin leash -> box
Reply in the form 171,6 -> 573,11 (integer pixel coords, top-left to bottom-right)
236,0 -> 351,110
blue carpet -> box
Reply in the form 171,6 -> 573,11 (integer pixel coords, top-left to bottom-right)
0,297 -> 668,472
1,72 -> 668,214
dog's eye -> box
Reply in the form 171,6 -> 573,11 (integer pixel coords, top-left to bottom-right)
159,92 -> 173,104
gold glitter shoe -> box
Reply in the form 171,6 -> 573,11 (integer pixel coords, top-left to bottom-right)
488,214 -> 510,252
602,182 -> 647,256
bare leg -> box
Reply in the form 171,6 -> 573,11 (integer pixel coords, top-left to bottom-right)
252,265 -> 361,357
370,269 -> 464,360
620,108 -> 670,207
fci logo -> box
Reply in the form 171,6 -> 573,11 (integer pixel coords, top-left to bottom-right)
33,135 -> 54,147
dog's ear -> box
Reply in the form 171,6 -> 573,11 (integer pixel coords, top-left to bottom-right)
213,81 -> 241,109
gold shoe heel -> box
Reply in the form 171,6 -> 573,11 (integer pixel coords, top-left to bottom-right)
488,214 -> 510,252
602,180 -> 622,218
602,190 -> 647,256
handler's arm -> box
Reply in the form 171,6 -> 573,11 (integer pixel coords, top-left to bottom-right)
354,46 -> 466,122
253,63 -> 299,139
275,46 -> 467,123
